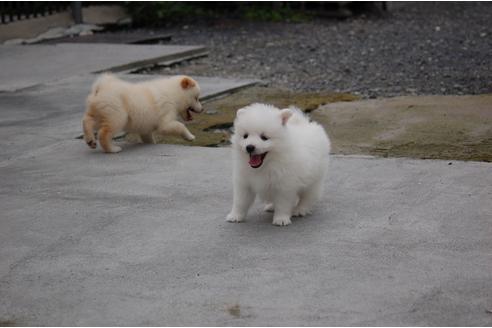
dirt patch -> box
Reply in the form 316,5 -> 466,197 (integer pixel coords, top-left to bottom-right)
226,304 -> 241,318
0,319 -> 19,327
126,88 -> 491,162
125,86 -> 358,147
312,94 -> 492,162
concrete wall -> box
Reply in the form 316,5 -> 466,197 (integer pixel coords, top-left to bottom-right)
0,6 -> 128,43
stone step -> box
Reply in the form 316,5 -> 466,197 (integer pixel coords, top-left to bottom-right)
37,32 -> 173,45
0,43 -> 208,92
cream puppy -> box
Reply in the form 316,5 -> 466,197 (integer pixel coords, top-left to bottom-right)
227,103 -> 331,226
82,74 -> 202,153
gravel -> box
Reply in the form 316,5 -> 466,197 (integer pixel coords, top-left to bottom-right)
146,2 -> 492,98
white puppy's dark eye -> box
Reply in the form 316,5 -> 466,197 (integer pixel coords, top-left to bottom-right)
243,133 -> 248,139
261,134 -> 269,141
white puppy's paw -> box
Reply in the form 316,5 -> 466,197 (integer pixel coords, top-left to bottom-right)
263,203 -> 274,212
226,212 -> 245,223
185,133 -> 196,141
272,215 -> 292,226
292,206 -> 311,217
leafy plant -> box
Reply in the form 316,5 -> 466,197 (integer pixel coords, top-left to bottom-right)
124,2 -> 311,26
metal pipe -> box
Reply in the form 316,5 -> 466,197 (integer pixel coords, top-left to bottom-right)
71,1 -> 82,24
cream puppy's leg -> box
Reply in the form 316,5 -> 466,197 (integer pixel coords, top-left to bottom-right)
98,111 -> 127,153
227,183 -> 255,223
82,114 -> 97,149
98,126 -> 122,153
140,133 -> 155,144
157,121 -> 195,141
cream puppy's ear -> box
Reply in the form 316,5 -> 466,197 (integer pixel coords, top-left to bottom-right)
280,108 -> 293,126
180,77 -> 196,89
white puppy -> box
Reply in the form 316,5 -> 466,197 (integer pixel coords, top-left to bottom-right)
227,103 -> 331,226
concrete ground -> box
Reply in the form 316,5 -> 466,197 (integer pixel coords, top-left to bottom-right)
0,78 -> 491,325
0,141 -> 491,326
1,31 -> 491,326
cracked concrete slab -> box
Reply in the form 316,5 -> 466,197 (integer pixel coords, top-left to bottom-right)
0,142 -> 491,326
0,44 -> 207,91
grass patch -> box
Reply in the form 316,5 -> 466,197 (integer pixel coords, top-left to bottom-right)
125,2 -> 312,26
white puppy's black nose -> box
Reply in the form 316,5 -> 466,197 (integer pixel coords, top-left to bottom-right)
246,145 -> 255,153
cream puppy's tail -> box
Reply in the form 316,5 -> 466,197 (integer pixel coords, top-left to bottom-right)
90,73 -> 117,96
82,73 -> 116,149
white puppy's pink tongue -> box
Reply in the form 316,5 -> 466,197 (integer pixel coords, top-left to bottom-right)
249,154 -> 263,167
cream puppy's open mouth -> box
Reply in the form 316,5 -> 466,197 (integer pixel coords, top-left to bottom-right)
249,152 -> 267,168
185,107 -> 199,121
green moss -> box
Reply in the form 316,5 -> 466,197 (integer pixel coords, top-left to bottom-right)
371,139 -> 492,162
126,88 -> 492,162
311,95 -> 492,162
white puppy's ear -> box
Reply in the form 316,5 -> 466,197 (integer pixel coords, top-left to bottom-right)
280,108 -> 293,126
180,77 -> 196,89
236,107 -> 246,117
